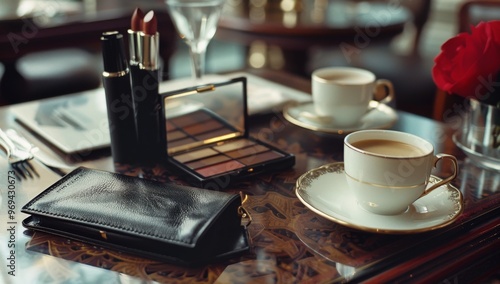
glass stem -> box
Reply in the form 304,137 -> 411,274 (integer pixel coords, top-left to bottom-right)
189,47 -> 205,79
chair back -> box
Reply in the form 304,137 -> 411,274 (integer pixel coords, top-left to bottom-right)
351,0 -> 432,55
400,0 -> 432,55
458,0 -> 500,32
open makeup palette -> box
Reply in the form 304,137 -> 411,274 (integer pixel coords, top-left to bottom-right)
160,77 -> 295,189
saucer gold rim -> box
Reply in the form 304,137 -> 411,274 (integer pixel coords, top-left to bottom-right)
295,162 -> 464,234
283,101 -> 398,135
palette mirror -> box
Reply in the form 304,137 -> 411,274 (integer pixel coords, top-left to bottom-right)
160,77 -> 295,189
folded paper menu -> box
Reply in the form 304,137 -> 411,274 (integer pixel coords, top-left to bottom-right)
10,89 -> 110,154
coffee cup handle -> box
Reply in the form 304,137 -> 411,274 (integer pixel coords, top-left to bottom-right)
420,154 -> 459,197
373,79 -> 395,105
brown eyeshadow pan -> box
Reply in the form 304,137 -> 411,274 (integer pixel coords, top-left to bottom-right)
166,130 -> 187,141
168,136 -> 197,149
183,119 -> 224,136
185,154 -> 231,170
166,121 -> 176,132
213,139 -> 256,152
238,150 -> 284,166
196,160 -> 245,177
225,144 -> 269,159
174,148 -> 218,163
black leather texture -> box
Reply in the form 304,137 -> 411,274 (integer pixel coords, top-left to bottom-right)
21,167 -> 250,266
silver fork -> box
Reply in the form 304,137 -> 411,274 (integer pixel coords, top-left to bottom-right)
5,128 -> 74,176
0,129 -> 38,179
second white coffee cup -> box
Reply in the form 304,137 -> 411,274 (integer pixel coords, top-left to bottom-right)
312,67 -> 394,127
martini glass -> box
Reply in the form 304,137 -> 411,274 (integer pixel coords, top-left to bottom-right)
166,0 -> 225,79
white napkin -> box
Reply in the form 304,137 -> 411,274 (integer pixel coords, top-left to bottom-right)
160,72 -> 312,115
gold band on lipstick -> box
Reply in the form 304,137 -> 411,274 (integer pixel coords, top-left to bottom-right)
138,32 -> 159,71
102,70 -> 129,78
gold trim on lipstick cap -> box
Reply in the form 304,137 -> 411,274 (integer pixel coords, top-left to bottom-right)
139,10 -> 159,71
128,7 -> 144,65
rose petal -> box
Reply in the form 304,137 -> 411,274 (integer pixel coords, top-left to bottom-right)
432,66 -> 454,93
432,20 -> 500,99
487,20 -> 500,45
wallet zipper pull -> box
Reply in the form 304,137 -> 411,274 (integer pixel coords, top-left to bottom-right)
99,230 -> 108,240
239,192 -> 252,227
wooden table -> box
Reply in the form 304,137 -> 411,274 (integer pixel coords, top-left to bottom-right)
0,70 -> 498,283
217,1 -> 410,76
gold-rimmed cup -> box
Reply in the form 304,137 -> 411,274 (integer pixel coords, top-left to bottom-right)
311,67 -> 394,127
344,130 -> 458,215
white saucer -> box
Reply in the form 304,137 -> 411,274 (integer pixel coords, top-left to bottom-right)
283,101 -> 398,134
295,163 -> 463,234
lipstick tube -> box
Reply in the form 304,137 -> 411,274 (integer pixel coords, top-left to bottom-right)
128,8 -> 143,84
131,10 -> 162,164
101,31 -> 138,164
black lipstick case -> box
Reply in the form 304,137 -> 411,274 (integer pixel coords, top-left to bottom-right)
101,31 -> 138,164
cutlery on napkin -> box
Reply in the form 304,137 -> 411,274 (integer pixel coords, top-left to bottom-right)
5,129 -> 75,176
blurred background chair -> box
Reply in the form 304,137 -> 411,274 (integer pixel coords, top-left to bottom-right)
0,2 -> 176,106
0,48 -> 101,105
306,0 -> 435,118
432,0 -> 500,121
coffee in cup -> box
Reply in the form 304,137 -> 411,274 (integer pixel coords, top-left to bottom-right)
344,130 -> 458,215
311,67 -> 394,127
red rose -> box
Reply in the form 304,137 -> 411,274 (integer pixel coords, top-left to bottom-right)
432,20 -> 500,99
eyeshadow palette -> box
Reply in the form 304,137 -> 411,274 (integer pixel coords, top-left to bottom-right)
160,77 -> 295,189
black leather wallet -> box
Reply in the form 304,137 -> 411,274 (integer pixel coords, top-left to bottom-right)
21,167 -> 251,266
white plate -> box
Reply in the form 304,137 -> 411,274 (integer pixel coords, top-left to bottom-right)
295,162 -> 463,234
283,101 -> 398,134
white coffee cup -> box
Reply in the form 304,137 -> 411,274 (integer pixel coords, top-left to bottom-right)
311,67 -> 394,127
344,130 -> 458,215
